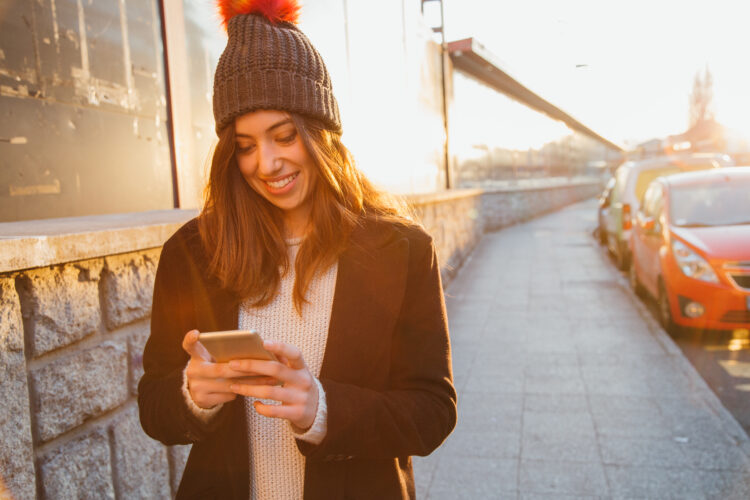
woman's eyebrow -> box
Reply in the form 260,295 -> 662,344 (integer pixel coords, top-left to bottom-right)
235,118 -> 293,138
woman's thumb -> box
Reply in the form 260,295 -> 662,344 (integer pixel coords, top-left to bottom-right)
181,330 -> 201,358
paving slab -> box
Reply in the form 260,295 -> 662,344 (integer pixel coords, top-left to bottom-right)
415,199 -> 750,499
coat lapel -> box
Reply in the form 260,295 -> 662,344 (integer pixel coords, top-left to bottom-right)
320,221 -> 410,385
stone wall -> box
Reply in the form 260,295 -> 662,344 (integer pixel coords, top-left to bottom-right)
1,250 -> 189,500
480,180 -> 602,232
409,180 -> 601,287
0,180 -> 599,499
408,190 -> 484,285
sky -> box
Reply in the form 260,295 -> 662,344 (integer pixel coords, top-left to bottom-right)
440,0 -> 750,148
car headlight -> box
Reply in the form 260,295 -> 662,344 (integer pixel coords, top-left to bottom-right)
671,240 -> 718,283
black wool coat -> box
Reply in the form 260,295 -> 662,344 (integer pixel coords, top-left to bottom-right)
138,216 -> 457,499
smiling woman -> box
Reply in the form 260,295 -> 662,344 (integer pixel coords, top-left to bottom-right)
137,1 -> 457,499
233,111 -> 317,237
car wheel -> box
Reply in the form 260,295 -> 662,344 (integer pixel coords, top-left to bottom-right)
658,280 -> 677,335
629,260 -> 644,297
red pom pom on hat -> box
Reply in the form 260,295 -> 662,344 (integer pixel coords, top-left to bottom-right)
218,0 -> 301,29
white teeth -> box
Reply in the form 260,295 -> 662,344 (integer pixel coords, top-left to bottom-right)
266,173 -> 297,189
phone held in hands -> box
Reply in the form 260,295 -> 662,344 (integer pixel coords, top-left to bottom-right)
198,330 -> 278,363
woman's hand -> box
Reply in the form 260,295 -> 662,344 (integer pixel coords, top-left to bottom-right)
228,341 -> 319,431
182,330 -> 273,409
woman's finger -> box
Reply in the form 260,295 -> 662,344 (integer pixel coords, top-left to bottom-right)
181,330 -> 201,357
252,400 -> 306,422
229,382 -> 303,404
233,375 -> 278,385
181,330 -> 212,361
229,359 -> 298,383
189,359 -> 262,380
200,392 -> 238,408
189,377 -> 234,394
264,341 -> 306,370
191,376 -> 274,394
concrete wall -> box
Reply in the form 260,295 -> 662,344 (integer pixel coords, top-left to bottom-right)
0,180 -> 599,499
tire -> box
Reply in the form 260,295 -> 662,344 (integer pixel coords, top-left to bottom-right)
658,280 -> 678,335
629,260 -> 644,297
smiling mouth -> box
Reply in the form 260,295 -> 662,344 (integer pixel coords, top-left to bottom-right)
265,172 -> 299,189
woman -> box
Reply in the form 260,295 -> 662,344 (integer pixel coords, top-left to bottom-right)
138,1 -> 456,499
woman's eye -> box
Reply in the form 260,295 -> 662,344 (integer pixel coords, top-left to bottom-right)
278,132 -> 297,144
236,143 -> 256,154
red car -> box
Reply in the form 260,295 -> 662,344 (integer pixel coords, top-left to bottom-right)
629,167 -> 750,332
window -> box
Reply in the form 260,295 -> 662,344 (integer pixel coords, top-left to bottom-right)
0,0 -> 173,222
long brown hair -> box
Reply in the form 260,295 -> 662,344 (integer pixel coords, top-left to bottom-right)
198,113 -> 408,313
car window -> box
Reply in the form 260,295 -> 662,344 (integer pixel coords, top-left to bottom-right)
641,183 -> 660,217
652,187 -> 664,219
671,179 -> 750,226
640,185 -> 653,216
634,164 -> 715,202
603,179 -> 615,202
615,167 -> 630,199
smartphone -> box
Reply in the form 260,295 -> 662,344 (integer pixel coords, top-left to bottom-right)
198,330 -> 278,363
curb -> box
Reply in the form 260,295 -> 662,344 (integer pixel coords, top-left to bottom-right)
612,254 -> 750,457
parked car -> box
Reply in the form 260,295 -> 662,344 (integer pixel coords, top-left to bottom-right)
597,177 -> 616,244
602,153 -> 732,270
629,167 -> 750,332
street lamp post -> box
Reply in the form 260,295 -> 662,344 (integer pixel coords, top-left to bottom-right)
421,0 -> 451,189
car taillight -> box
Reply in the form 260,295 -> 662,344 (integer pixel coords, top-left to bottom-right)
622,203 -> 632,230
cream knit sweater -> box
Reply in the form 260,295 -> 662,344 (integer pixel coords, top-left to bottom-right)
182,240 -> 338,499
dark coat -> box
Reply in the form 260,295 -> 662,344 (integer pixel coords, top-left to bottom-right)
138,216 -> 457,499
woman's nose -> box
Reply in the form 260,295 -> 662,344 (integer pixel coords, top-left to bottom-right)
257,144 -> 282,176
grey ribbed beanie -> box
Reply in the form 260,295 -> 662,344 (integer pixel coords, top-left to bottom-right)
213,8 -> 341,134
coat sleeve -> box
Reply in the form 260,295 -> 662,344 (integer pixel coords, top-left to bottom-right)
297,231 -> 457,460
137,235 -> 231,445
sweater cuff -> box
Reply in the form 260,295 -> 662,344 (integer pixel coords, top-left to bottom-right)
291,377 -> 327,444
181,365 -> 223,423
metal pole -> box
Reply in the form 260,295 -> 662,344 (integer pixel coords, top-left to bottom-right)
421,0 -> 450,189
438,0 -> 450,189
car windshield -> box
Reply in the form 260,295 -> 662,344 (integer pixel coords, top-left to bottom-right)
670,179 -> 750,227
635,164 -> 715,202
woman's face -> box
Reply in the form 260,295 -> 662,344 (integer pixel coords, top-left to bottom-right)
234,110 -> 317,233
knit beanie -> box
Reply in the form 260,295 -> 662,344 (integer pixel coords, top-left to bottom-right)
213,0 -> 341,134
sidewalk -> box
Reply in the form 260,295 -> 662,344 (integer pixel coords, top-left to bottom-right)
414,198 -> 750,499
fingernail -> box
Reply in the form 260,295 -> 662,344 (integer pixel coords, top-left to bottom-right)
230,384 -> 237,391
229,361 -> 238,369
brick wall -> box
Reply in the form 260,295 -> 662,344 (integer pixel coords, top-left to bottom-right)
0,181 -> 599,499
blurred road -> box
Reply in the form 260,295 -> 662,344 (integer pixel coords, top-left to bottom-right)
414,198 -> 750,499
